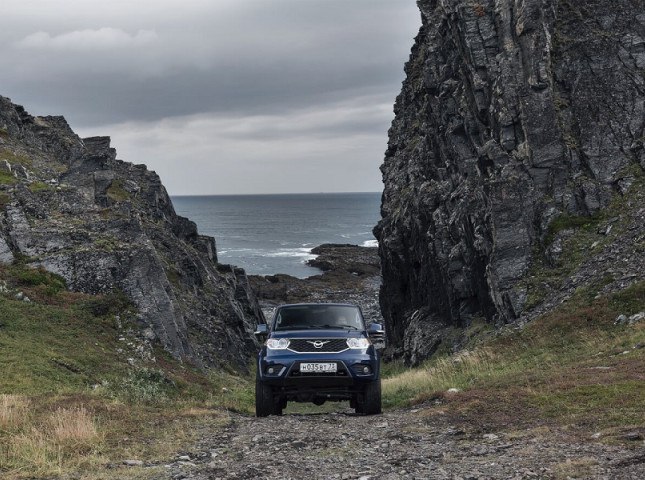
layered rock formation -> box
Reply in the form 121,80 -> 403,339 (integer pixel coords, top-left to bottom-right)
249,244 -> 382,325
0,96 -> 263,369
375,0 -> 645,363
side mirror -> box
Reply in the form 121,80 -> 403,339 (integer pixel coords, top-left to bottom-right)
254,324 -> 268,338
368,323 -> 386,350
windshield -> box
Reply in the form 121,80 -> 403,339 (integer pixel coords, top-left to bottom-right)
273,305 -> 364,331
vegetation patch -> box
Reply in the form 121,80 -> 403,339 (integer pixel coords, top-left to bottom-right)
383,282 -> 645,436
28,181 -> 52,193
93,236 -> 121,253
544,212 -> 600,246
0,148 -> 33,168
112,368 -> 176,404
82,289 -> 133,317
524,172 -> 643,309
1,263 -> 67,297
107,179 -> 130,203
0,264 -> 254,479
553,457 -> 599,480
0,171 -> 17,186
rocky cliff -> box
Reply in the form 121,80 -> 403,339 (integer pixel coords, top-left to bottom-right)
0,96 -> 263,369
375,0 -> 645,363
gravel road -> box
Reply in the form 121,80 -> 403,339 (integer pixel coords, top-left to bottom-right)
156,405 -> 645,480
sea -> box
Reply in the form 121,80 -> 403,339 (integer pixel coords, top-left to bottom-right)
172,192 -> 382,278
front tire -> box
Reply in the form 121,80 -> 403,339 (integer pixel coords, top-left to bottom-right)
255,377 -> 275,417
358,380 -> 382,415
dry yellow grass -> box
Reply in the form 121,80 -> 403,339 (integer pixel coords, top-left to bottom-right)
553,457 -> 599,479
0,395 -> 235,479
1,402 -> 103,477
48,406 -> 99,443
383,349 -> 498,403
0,395 -> 31,430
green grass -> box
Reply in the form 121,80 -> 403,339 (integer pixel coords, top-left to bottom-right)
11,265 -> 66,296
382,281 -> 645,434
0,148 -> 33,168
0,294 -> 126,394
28,181 -> 52,193
0,171 -> 17,186
0,263 -> 254,479
106,179 -> 130,203
530,381 -> 645,427
524,171 -> 643,309
93,236 -> 121,253
544,212 -> 601,246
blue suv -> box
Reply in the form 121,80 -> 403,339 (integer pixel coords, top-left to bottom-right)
254,303 -> 385,416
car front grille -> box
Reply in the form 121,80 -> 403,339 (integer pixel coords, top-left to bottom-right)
288,338 -> 348,353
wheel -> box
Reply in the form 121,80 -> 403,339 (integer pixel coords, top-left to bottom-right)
255,377 -> 275,417
274,397 -> 286,416
352,395 -> 363,414
359,380 -> 382,415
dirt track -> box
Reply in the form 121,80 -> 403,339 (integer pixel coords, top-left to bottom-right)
154,405 -> 644,480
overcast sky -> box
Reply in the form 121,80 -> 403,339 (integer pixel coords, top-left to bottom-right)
1,0 -> 420,195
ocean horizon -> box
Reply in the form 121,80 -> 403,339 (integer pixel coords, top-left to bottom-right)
171,192 -> 382,278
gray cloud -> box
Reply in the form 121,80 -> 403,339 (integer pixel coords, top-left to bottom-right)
1,0 -> 420,194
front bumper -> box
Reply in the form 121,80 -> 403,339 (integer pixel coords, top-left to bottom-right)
257,348 -> 380,400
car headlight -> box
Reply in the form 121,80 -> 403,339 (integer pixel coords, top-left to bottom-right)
266,338 -> 290,350
346,337 -> 371,349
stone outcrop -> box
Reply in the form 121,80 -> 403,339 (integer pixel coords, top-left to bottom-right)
0,96 -> 263,369
249,244 -> 383,326
375,0 -> 645,363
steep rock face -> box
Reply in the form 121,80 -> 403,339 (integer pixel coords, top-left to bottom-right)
0,96 -> 263,369
375,0 -> 645,363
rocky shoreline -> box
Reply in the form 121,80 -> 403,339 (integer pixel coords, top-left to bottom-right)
248,243 -> 383,326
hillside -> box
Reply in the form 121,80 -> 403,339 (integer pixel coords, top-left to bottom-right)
0,95 -> 264,478
0,96 -> 263,369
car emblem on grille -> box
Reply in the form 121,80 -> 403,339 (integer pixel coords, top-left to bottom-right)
307,340 -> 330,349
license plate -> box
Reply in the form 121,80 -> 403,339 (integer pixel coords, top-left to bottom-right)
300,362 -> 337,373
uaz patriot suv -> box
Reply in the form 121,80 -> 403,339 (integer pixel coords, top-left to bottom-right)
254,303 -> 385,416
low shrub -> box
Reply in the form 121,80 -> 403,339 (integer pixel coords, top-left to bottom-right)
114,368 -> 176,404
83,290 -> 133,317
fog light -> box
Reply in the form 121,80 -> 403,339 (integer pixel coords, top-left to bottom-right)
268,367 -> 275,374
362,366 -> 370,374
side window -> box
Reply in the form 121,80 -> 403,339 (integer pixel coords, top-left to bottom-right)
275,312 -> 282,328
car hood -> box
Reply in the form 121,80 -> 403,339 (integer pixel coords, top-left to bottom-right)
269,329 -> 366,339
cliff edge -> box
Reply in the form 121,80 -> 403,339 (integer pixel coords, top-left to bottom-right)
375,0 -> 645,363
0,96 -> 263,369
